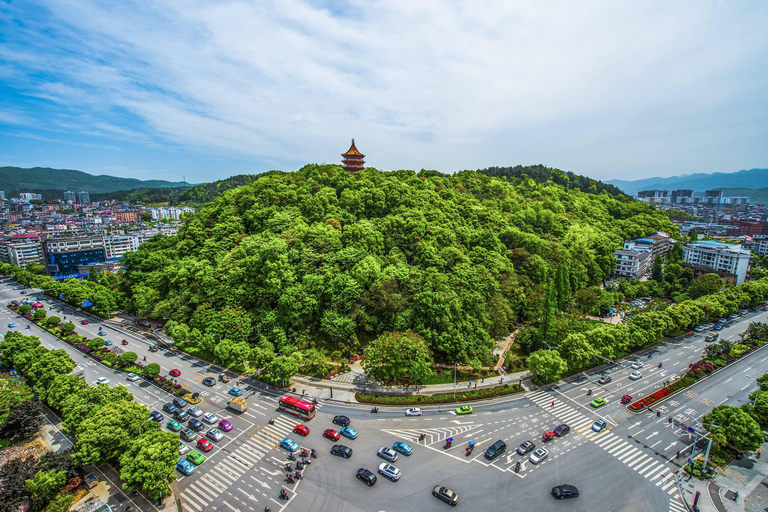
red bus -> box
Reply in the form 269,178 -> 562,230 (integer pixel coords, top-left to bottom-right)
278,395 -> 316,420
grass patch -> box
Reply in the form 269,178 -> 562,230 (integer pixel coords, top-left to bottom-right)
356,384 -> 523,405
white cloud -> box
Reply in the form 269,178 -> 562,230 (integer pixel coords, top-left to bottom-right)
2,0 -> 767,180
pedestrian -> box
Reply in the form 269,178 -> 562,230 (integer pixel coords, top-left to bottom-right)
468,381 -> 472,388
481,378 -> 484,383
551,401 -> 555,407
758,449 -> 762,459
676,451 -> 680,458
474,383 -> 477,389
302,389 -> 305,396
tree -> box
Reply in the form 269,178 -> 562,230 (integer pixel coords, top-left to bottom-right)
362,331 -> 433,384
25,469 -> 67,511
118,351 -> 138,366
651,255 -> 664,283
0,400 -> 44,439
45,493 -> 74,512
0,457 -> 39,512
45,316 -> 61,326
119,429 -> 178,501
59,322 -> 75,336
703,405 -> 763,453
87,337 -> 106,350
689,274 -> 722,299
144,362 -> 161,379
690,228 -> 698,242
262,353 -> 302,386
72,401 -> 149,466
18,304 -> 33,315
32,308 -> 46,321
527,349 -> 568,382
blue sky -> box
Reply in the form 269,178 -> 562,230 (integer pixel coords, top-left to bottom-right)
1,0 -> 767,184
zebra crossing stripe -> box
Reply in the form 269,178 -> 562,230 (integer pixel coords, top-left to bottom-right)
182,491 -> 208,510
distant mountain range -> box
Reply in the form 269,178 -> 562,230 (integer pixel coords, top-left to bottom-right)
606,168 -> 768,196
0,166 -> 192,197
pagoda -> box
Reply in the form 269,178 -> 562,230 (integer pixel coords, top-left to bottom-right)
341,139 -> 365,174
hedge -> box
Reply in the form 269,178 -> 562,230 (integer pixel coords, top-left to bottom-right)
356,384 -> 523,405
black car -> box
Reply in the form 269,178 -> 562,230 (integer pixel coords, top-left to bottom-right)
174,410 -> 190,422
333,415 -> 351,427
516,440 -> 535,456
484,440 -> 506,460
202,377 -> 215,386
173,397 -> 188,409
432,486 -> 459,506
356,468 -> 377,486
150,411 -> 164,422
331,445 -> 353,458
188,418 -> 204,431
597,375 -> 612,385
552,484 -> 579,500
554,424 -> 570,437
163,403 -> 179,414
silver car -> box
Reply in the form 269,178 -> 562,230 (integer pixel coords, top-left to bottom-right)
529,448 -> 548,464
377,446 -> 398,462
187,406 -> 203,418
202,412 -> 218,424
178,441 -> 190,455
207,428 -> 223,442
378,462 -> 401,481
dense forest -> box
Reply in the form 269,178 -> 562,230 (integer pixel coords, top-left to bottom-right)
478,164 -> 628,198
121,165 -> 678,365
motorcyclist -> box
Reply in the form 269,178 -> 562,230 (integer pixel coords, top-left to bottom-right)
587,389 -> 592,395
515,461 -> 521,472
26,324 -> 30,329
658,362 -> 662,368
419,433 -> 426,441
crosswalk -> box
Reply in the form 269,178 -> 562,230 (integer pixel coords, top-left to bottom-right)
527,390 -> 684,512
181,413 -> 315,511
382,424 -> 483,446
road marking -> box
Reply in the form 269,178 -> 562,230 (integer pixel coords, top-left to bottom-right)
664,442 -> 677,451
645,431 -> 658,440
724,377 -> 733,383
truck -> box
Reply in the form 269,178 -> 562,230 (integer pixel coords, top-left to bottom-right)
228,397 -> 247,413
705,332 -> 719,343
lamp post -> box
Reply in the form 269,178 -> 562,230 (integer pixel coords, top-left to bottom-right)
453,362 -> 457,399
541,342 -> 558,382
139,418 -> 153,436
746,375 -> 762,407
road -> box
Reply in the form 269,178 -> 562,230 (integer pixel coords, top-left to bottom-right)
2,278 -> 767,512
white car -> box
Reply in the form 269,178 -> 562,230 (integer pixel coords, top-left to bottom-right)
529,448 -> 549,464
94,377 -> 109,385
631,362 -> 643,370
202,412 -> 218,424
187,406 -> 203,418
207,428 -> 223,442
378,462 -> 401,481
592,419 -> 607,432
127,373 -> 140,381
629,371 -> 642,380
405,408 -> 422,417
178,442 -> 189,455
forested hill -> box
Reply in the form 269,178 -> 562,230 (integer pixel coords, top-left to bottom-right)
122,165 -> 678,365
478,165 -> 628,198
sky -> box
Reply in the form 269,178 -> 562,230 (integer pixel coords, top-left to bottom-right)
1,0 -> 767,184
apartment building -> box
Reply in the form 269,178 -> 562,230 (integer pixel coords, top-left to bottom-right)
0,235 -> 44,268
103,235 -> 140,259
149,206 -> 194,221
612,249 -> 652,280
43,235 -> 106,279
682,241 -> 751,285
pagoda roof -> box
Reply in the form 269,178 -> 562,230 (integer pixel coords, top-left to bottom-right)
342,139 -> 364,157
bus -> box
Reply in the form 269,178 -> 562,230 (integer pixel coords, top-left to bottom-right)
278,395 -> 316,420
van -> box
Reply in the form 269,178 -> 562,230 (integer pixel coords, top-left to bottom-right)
484,440 -> 506,460
705,333 -> 719,342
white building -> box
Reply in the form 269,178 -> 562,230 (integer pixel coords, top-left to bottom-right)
682,241 -> 752,285
0,240 -> 44,268
612,249 -> 652,280
103,235 -> 140,259
149,206 -> 194,221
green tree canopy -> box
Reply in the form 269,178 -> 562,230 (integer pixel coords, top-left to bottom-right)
119,429 -> 178,501
527,349 -> 568,382
703,405 -> 763,453
362,331 -> 433,384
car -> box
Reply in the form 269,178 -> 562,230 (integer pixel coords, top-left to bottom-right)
484,440 -> 507,460
167,419 -> 182,432
202,412 -> 218,424
173,397 -> 187,409
333,415 -> 351,427
516,440 -> 535,455
529,447 -> 549,464
324,429 -> 341,441
377,446 -> 398,462
592,419 -> 607,432
94,377 -> 109,385
80,320 -> 89,325
629,371 -> 642,380
219,420 -> 233,432
150,411 -> 164,422
187,406 -> 203,418
392,441 -> 413,456
378,462 -> 401,481
169,369 -> 181,377
174,410 -> 189,422
104,340 -> 112,346
280,437 -> 299,452
554,424 -> 570,437
228,387 -> 243,396
542,431 -> 556,442
127,373 -> 139,382
552,484 -> 579,500
207,428 -> 223,442
188,418 -> 204,431
340,426 -> 358,439
597,375 -> 612,384
718,318 -> 728,324
202,377 -> 215,386
187,450 -> 206,465
714,324 -> 723,331
180,428 -> 196,442
197,438 -> 213,452
293,425 -> 310,436
178,441 -> 190,454
405,408 -> 422,416
6,323 -> 15,328
97,330 -> 107,336
455,405 -> 473,415
149,345 -> 159,352
176,459 -> 195,476
432,486 -> 459,506
631,361 -> 644,369
590,397 -> 606,408
331,445 -> 353,458
356,468 -> 377,486
620,394 -> 633,404
694,326 -> 705,332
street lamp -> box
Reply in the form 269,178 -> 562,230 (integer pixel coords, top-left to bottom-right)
542,341 -> 558,351
746,375 -> 762,407
139,418 -> 153,436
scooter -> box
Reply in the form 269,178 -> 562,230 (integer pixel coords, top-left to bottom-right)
279,490 -> 288,500
296,461 -> 303,470
287,452 -> 296,461
300,448 -> 309,457
286,474 -> 295,484
419,433 -> 426,442
371,407 -> 379,413
310,449 -> 317,458
294,471 -> 303,480
658,362 -> 662,368
301,457 -> 312,465
285,463 -> 293,471
514,461 -> 521,473
465,445 -> 473,456
444,437 -> 453,449
587,389 -> 592,396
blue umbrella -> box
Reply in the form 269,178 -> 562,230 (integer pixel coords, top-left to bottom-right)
468,440 -> 475,446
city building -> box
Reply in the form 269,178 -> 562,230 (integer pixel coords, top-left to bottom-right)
341,139 -> 365,174
78,191 -> 90,204
43,235 -> 106,279
103,235 -> 140,259
0,191 -> 5,200
670,189 -> 693,204
63,190 -> 76,203
19,193 -> 42,201
0,235 -> 44,268
611,248 -> 652,280
704,190 -> 724,205
636,190 -> 669,204
149,206 -> 194,221
682,240 -> 751,285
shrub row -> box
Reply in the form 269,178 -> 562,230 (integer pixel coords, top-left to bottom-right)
356,384 -> 523,405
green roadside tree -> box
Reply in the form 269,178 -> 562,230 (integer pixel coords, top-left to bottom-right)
119,429 -> 178,501
25,469 -> 67,511
72,401 -> 149,466
688,274 -> 723,299
527,349 -> 568,382
18,304 -> 33,315
0,400 -> 44,439
61,384 -> 134,435
59,322 -> 76,336
40,374 -> 87,408
144,362 -> 162,379
262,353 -> 302,386
703,405 -> 763,453
27,349 -> 76,394
118,351 -> 138,367
45,493 -> 74,512
45,316 -> 61,326
87,337 -> 106,351
33,309 -> 46,321
651,255 -> 664,283
362,331 -> 433,384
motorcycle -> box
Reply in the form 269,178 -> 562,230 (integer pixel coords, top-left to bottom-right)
514,461 -> 521,473
286,474 -> 295,484
587,389 -> 592,396
279,490 -> 288,500
419,433 -> 426,442
658,362 -> 662,368
465,441 -> 474,457
300,448 -> 309,457
296,461 -> 303,470
310,449 -> 317,458
444,437 -> 453,449
294,471 -> 303,480
287,453 -> 296,461
371,407 -> 379,413
301,457 -> 312,465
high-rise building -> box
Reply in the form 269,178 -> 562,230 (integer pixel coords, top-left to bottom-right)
342,139 -> 365,174
0,191 -> 5,200
671,189 -> 693,204
78,191 -> 90,204
64,190 -> 76,203
704,190 -> 724,205
682,240 -> 751,285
